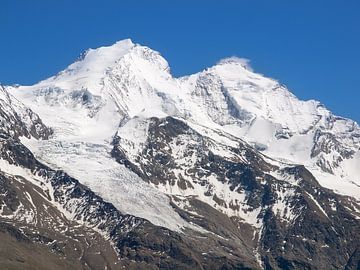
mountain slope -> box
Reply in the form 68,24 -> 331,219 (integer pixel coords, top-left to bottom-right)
112,115 -> 360,269
2,39 -> 359,269
9,39 -> 360,199
0,95 -> 259,269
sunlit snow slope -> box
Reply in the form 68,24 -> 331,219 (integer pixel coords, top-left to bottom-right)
8,39 -> 360,231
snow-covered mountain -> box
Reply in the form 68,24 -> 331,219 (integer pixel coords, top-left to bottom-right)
8,39 -> 360,198
1,39 -> 360,269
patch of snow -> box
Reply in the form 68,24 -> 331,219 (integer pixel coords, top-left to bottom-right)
305,191 -> 329,218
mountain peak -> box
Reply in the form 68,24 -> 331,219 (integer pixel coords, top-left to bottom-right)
77,38 -> 135,61
71,38 -> 136,70
114,38 -> 134,46
216,56 -> 253,71
3,39 -> 360,270
32,39 -> 171,94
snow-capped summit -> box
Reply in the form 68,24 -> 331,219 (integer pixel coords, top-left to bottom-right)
8,38 -> 360,202
2,39 -> 360,269
216,56 -> 253,71
32,38 -> 170,95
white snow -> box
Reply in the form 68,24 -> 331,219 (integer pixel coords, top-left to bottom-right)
115,117 -> 150,163
305,191 -> 329,219
20,137 -> 191,232
4,38 -> 359,232
272,187 -> 299,223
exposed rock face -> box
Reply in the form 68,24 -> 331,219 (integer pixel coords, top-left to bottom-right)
0,85 -> 52,140
112,116 -> 360,269
0,123 -> 259,269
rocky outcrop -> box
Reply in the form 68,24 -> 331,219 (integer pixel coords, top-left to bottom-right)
112,116 -> 360,269
0,128 -> 260,269
0,85 -> 52,139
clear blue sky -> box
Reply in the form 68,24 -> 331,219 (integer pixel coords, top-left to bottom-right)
1,0 -> 359,123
